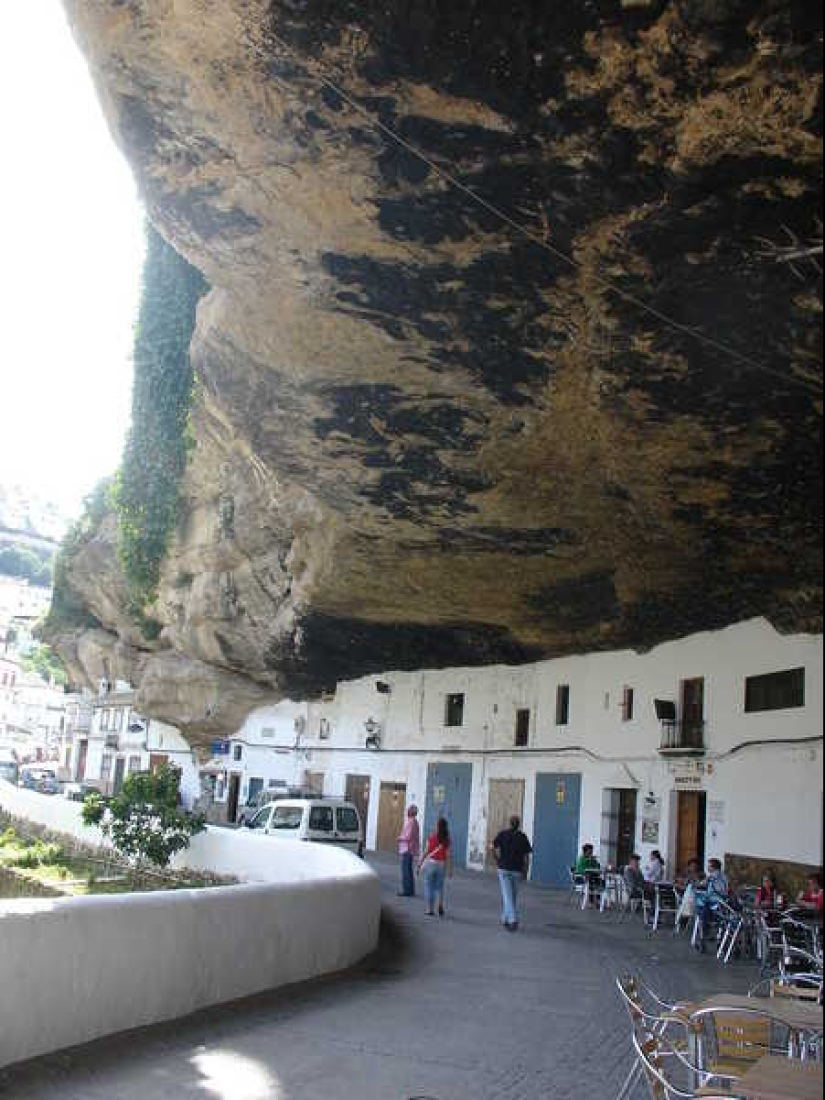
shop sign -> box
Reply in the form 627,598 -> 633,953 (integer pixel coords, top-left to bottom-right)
211,740 -> 231,756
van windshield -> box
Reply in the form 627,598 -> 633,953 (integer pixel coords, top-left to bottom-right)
271,807 -> 303,830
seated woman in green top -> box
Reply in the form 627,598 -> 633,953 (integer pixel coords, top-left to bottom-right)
575,844 -> 601,875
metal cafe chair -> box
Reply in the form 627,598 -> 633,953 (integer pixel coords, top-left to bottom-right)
650,884 -> 684,933
714,900 -> 746,965
568,866 -> 588,908
689,1004 -> 795,1079
631,1029 -> 743,1100
614,975 -> 696,1100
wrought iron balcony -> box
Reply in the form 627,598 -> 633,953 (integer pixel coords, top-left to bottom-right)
658,719 -> 706,754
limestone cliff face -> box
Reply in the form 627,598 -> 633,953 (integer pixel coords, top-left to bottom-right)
53,0 -> 822,742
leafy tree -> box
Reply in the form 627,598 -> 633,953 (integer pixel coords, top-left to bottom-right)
21,643 -> 67,686
0,544 -> 53,586
82,765 -> 205,883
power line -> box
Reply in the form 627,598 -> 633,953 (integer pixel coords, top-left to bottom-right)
268,29 -> 823,398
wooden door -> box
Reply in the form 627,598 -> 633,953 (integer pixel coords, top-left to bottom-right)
305,771 -> 325,795
676,792 -> 707,874
75,740 -> 88,782
227,774 -> 241,823
112,756 -> 126,795
618,790 -> 638,869
532,774 -> 582,886
376,782 -> 407,853
149,753 -> 169,774
424,763 -> 473,868
345,774 -> 372,843
681,678 -> 705,748
485,779 -> 525,870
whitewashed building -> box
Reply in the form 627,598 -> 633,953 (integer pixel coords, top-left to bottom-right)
78,684 -> 200,809
230,618 -> 822,886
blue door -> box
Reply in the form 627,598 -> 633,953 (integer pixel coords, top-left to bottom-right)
424,763 -> 473,869
247,777 -> 264,802
532,773 -> 583,887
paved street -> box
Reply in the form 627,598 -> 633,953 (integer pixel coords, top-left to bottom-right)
0,856 -> 754,1099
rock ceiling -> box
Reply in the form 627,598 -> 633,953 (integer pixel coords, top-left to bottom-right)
53,0 -> 822,741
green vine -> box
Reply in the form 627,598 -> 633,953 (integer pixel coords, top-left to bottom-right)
115,222 -> 208,626
45,479 -> 111,631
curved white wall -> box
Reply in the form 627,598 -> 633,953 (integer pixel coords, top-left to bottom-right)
0,781 -> 381,1070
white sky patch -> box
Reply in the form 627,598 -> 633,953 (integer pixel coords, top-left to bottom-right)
0,1 -> 144,518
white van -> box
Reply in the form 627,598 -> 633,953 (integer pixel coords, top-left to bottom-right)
244,798 -> 364,858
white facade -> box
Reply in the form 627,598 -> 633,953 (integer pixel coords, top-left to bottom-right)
231,618 -> 823,879
79,688 -> 200,808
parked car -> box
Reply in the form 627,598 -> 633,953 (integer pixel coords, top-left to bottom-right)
244,798 -> 364,858
236,785 -> 319,826
0,754 -> 18,785
63,782 -> 99,803
18,765 -> 60,795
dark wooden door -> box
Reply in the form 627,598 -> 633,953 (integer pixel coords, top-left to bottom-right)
112,756 -> 126,795
681,678 -> 705,748
676,792 -> 707,874
345,774 -> 372,843
376,782 -> 407,853
617,790 -> 638,869
227,773 -> 241,823
75,740 -> 88,782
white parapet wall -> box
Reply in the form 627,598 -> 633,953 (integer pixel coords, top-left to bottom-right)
0,781 -> 382,1070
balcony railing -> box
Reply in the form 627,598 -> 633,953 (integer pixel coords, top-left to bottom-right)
659,719 -> 706,753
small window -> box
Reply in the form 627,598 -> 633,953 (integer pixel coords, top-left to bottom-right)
515,708 -> 530,748
445,693 -> 465,727
100,754 -> 113,781
233,743 -> 243,761
260,727 -> 275,739
319,718 -> 331,740
745,668 -> 805,713
622,686 -> 635,723
271,806 -> 303,830
248,805 -> 273,830
336,807 -> 360,834
309,805 -> 334,832
556,685 -> 571,726
128,755 -> 142,774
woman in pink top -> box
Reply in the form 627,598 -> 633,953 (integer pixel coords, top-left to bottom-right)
397,805 -> 420,898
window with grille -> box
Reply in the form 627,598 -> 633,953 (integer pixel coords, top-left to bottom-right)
555,685 -> 570,726
745,668 -> 805,713
444,693 -> 465,727
622,686 -> 635,722
515,708 -> 530,747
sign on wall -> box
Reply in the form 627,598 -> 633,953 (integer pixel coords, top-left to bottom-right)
670,760 -> 707,789
641,794 -> 661,844
211,740 -> 230,756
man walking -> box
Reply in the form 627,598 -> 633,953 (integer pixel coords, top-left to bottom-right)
492,816 -> 533,932
397,804 -> 420,897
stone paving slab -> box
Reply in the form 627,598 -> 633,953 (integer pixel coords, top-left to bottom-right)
0,855 -> 755,1099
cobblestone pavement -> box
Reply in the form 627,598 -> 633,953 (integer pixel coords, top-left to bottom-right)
1,855 -> 755,1099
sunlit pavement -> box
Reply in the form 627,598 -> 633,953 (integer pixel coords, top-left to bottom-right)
0,854 -> 753,1099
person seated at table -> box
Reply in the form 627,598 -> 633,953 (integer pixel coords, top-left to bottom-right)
797,871 -> 824,915
756,869 -> 779,909
575,844 -> 601,876
623,854 -> 645,902
694,858 -> 730,951
644,850 -> 666,884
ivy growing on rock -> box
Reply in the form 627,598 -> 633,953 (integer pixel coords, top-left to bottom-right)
115,223 -> 208,626
45,479 -> 111,630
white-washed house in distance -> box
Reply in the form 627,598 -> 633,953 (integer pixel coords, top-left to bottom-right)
76,681 -> 199,808
229,618 -> 822,887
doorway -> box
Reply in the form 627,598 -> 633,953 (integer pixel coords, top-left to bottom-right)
227,774 -> 241,823
345,774 -> 372,844
75,740 -> 88,782
112,756 -> 126,796
305,771 -> 325,795
424,763 -> 473,869
676,791 -> 707,875
601,789 -> 638,869
485,779 -> 525,870
532,773 -> 582,886
376,782 -> 407,853
681,678 -> 705,749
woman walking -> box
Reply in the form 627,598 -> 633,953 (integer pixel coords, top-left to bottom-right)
419,817 -> 452,917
